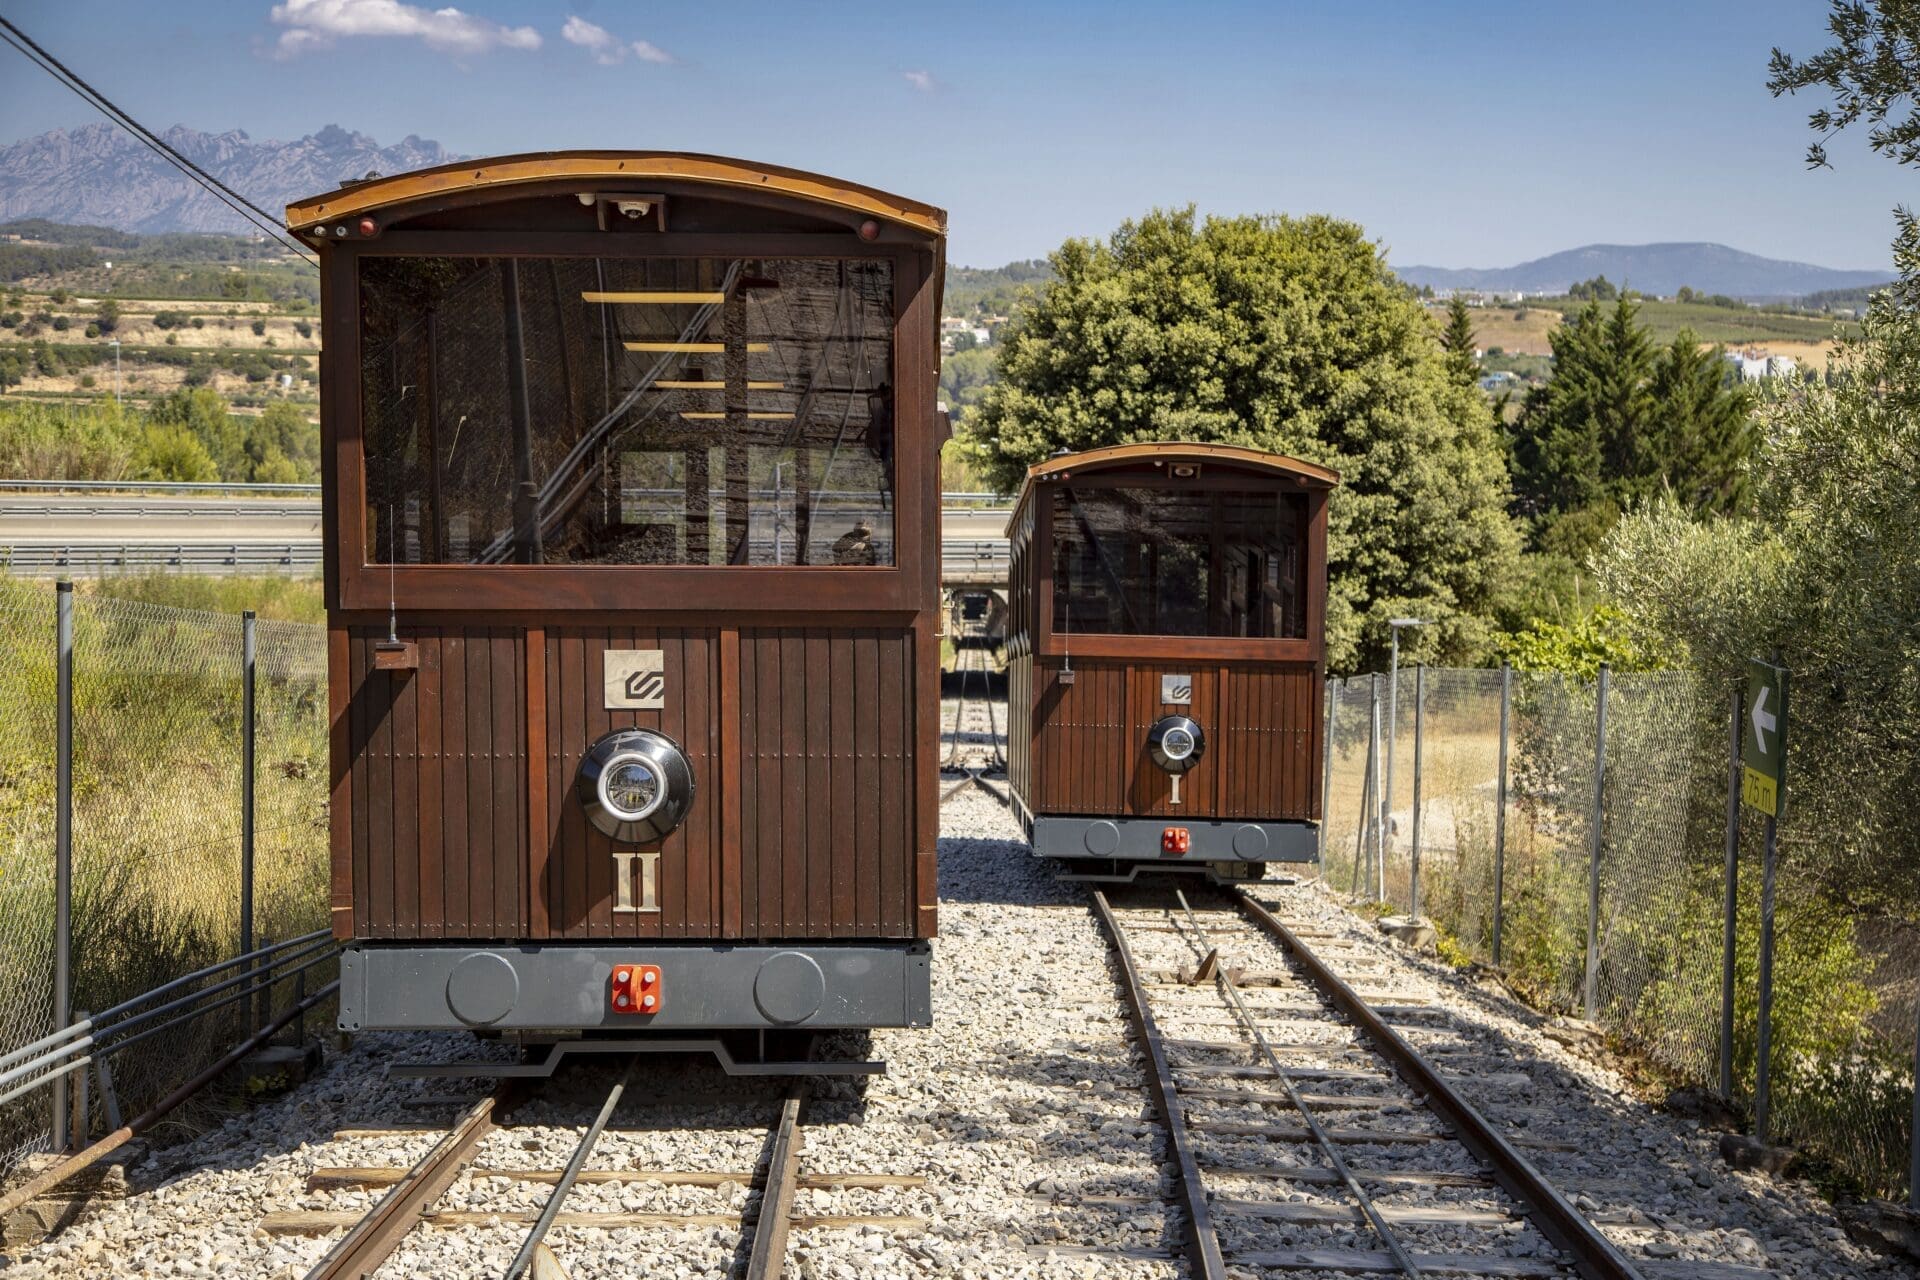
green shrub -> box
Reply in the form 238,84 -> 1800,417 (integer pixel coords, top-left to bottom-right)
0,398 -> 140,479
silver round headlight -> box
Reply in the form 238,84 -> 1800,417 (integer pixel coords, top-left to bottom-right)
597,753 -> 665,823
1147,715 -> 1206,775
576,729 -> 694,843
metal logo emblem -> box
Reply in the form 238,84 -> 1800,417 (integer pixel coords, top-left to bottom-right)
605,649 -> 666,710
1161,674 -> 1192,705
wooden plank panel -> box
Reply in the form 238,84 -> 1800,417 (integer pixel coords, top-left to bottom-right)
365,638 -> 395,937
327,628 -> 353,939
556,629 -> 583,940
753,631 -> 783,936
721,628 -> 744,937
829,631 -> 854,932
854,629 -> 879,934
877,630 -> 906,934
417,630 -> 444,939
523,627 -> 547,939
348,631 -> 370,935
580,627 -> 611,940
779,631 -> 807,935
464,629 -> 496,936
805,629 -> 832,931
439,631 -> 469,936
683,629 -> 714,935
391,639 -> 420,936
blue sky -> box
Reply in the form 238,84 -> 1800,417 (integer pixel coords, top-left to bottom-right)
0,0 -> 1906,270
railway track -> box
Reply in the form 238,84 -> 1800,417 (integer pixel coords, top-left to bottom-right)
940,639 -> 1009,806
1080,882 -> 1668,1280
279,1059 -> 923,1279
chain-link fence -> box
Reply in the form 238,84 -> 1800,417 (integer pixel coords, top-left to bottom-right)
1320,664 -> 1920,1202
0,578 -> 328,1174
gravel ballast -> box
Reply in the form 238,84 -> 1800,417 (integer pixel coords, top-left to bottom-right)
2,777 -> 1914,1278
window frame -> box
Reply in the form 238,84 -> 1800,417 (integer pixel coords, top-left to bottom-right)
326,232 -> 934,614
1029,467 -> 1328,662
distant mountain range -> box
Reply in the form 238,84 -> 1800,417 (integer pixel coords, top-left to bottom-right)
0,123 -> 459,235
1394,242 -> 1889,303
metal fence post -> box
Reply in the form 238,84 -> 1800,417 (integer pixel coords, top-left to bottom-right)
53,580 -> 73,1151
1318,679 -> 1339,867
1409,664 -> 1426,920
241,610 -> 257,1030
1755,808 -> 1779,1142
1492,664 -> 1511,966
1720,684 -> 1742,1102
1351,683 -> 1376,898
1370,674 -> 1386,902
1584,663 -> 1609,1023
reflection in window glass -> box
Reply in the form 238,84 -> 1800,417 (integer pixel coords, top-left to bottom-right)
1050,487 -> 1307,638
359,256 -> 895,565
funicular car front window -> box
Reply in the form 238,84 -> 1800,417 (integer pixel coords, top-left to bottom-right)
358,255 -> 896,566
1050,485 -> 1307,638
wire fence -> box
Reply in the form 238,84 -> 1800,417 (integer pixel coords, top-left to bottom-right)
1322,665 -> 1920,1203
0,578 -> 329,1174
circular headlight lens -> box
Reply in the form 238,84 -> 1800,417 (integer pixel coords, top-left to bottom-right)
598,754 -> 664,822
1161,727 -> 1195,761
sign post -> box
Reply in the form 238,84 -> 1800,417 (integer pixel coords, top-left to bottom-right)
1743,658 -> 1787,1143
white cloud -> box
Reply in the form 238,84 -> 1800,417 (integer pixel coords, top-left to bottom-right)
561,15 -> 622,64
902,69 -> 935,93
269,0 -> 541,59
561,14 -> 676,66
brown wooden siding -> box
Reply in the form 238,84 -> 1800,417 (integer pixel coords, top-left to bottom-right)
345,626 -> 530,940
1021,656 -> 1321,822
338,622 -> 922,942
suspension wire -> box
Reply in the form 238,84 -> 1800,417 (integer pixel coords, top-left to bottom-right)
1173,889 -> 1426,1279
0,16 -> 317,265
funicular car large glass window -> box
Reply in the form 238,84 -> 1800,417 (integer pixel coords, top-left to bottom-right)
1051,486 -> 1308,637
358,257 -> 895,565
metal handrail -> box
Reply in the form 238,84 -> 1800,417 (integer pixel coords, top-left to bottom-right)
0,931 -> 339,1103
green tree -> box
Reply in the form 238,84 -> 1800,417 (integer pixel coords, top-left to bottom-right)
962,207 -> 1520,671
147,387 -> 245,480
93,298 -> 120,335
133,423 -> 219,483
246,402 -> 319,480
1568,275 -> 1618,302
1769,2 -> 1920,171
1509,298 -> 1656,537
1510,300 -> 1752,554
1440,295 -> 1479,387
1646,330 -> 1755,515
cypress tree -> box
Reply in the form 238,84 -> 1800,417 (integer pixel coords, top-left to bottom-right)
1440,295 -> 1480,388
1511,301 -> 1754,552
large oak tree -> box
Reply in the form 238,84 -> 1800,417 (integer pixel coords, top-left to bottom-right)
962,208 -> 1518,672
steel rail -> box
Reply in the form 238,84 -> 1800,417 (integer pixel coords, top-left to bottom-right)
1227,887 -> 1646,1280
743,1078 -> 812,1280
1173,890 -> 1424,1279
306,1084 -> 514,1280
503,1060 -> 636,1280
1088,889 -> 1229,1280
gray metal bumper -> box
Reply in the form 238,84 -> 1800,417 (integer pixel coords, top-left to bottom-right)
1030,815 -> 1317,863
338,942 -> 932,1033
